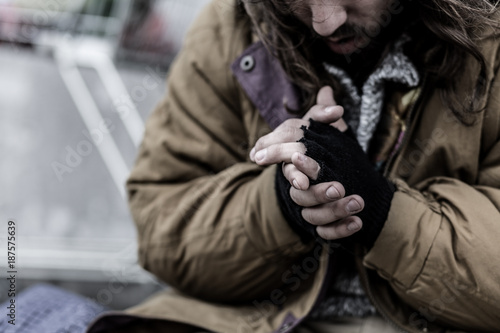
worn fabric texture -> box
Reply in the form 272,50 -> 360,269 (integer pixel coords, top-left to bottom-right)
274,120 -> 395,319
308,249 -> 378,320
307,41 -> 419,319
296,315 -> 402,333
86,0 -> 500,332
275,120 -> 395,247
324,35 -> 420,152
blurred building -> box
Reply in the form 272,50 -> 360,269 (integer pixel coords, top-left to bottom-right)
0,0 -> 210,309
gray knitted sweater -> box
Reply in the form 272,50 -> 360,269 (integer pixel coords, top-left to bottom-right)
310,35 -> 419,320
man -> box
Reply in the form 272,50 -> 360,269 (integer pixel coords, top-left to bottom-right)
87,0 -> 500,332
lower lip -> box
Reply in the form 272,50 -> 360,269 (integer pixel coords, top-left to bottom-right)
326,37 -> 360,55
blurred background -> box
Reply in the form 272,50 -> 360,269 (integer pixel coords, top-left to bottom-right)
0,0 -> 210,310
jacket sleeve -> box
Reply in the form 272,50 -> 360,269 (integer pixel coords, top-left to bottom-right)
126,1 -> 313,303
363,66 -> 500,330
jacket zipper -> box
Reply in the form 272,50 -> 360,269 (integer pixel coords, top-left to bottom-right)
383,76 -> 427,178
360,76 -> 430,333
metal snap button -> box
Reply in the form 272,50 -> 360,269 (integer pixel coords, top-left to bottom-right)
240,55 -> 255,72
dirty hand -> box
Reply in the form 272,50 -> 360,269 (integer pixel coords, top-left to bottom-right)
250,86 -> 347,190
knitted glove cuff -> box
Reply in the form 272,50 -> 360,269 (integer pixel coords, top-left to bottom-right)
275,166 -> 317,243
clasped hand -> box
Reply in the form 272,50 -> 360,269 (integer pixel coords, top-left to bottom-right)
249,86 -> 364,240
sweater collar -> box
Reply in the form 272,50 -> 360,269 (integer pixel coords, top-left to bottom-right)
324,34 -> 420,151
230,35 -> 420,144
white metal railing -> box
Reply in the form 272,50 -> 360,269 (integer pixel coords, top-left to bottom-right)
0,0 -> 210,283
0,1 -> 131,42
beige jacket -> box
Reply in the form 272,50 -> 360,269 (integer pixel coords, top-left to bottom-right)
88,1 -> 500,332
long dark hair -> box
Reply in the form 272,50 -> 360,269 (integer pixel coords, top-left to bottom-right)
241,0 -> 500,124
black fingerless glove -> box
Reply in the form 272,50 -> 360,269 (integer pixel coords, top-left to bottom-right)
275,119 -> 396,248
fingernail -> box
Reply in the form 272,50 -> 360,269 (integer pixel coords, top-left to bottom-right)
297,153 -> 306,162
249,147 -> 256,160
293,179 -> 301,190
347,200 -> 361,213
255,149 -> 267,161
326,186 -> 340,199
347,221 -> 361,231
325,106 -> 336,114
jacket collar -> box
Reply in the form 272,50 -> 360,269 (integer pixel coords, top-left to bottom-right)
231,41 -> 301,130
231,34 -> 498,133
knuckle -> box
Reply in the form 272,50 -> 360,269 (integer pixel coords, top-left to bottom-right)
278,121 -> 291,130
318,217 -> 361,241
289,187 -> 299,202
284,127 -> 299,141
301,209 -> 317,225
306,106 -> 321,118
287,119 -> 303,128
317,225 -> 338,240
254,139 -> 262,151
301,208 -> 311,222
282,162 -> 292,175
293,117 -> 311,129
269,144 -> 281,157
313,188 -> 324,203
327,204 -> 341,221
290,165 -> 301,178
312,104 -> 324,113
316,227 -> 328,239
255,137 -> 267,151
292,144 -> 306,159
291,169 -> 303,182
297,142 -> 307,154
285,169 -> 297,183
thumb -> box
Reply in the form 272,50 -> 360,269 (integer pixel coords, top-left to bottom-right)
317,86 -> 349,132
316,86 -> 336,106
